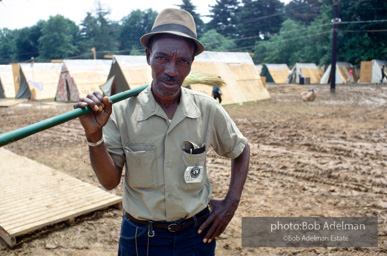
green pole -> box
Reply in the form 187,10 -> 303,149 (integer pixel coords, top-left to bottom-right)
0,84 -> 149,147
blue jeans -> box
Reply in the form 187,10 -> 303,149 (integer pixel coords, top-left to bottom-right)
118,211 -> 216,256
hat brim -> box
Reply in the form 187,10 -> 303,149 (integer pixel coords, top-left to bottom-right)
140,31 -> 204,56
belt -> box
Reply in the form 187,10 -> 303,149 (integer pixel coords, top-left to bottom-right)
125,207 -> 209,233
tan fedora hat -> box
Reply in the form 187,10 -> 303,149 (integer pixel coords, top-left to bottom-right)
140,8 -> 205,56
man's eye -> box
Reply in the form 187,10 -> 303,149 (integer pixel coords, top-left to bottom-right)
156,56 -> 166,60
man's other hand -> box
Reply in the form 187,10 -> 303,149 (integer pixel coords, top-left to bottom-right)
198,198 -> 239,243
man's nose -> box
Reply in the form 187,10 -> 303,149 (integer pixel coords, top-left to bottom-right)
164,61 -> 178,77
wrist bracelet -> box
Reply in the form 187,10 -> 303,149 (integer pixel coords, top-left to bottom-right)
87,137 -> 104,147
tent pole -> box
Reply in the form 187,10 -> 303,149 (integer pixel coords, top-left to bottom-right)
0,84 -> 149,147
330,0 -> 340,93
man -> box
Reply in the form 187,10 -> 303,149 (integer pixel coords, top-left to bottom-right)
212,86 -> 222,103
381,65 -> 386,84
347,69 -> 353,84
74,8 -> 250,256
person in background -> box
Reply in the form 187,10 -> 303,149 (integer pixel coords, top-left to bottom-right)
212,86 -> 222,103
347,68 -> 354,84
381,65 -> 386,84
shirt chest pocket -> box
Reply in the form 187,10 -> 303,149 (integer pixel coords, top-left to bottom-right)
124,144 -> 160,189
180,151 -> 207,191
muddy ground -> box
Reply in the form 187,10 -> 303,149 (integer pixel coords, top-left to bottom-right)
0,84 -> 386,256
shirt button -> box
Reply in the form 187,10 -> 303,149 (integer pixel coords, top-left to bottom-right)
166,162 -> 172,168
167,193 -> 173,198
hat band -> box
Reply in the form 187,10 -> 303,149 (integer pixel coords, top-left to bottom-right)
151,24 -> 197,39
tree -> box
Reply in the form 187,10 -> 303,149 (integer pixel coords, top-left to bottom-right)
38,15 -> 80,60
129,46 -> 144,56
237,0 -> 284,51
0,28 -> 17,64
14,21 -> 45,62
79,3 -> 119,59
207,0 -> 240,38
254,19 -> 307,65
253,16 -> 332,66
79,12 -> 98,56
302,6 -> 332,66
285,0 -> 322,25
199,29 -> 236,51
336,0 -> 387,63
176,0 -> 206,37
120,9 -> 158,54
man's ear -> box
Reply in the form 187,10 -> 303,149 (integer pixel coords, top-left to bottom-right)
146,48 -> 151,65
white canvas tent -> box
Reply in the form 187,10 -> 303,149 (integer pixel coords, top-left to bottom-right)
0,65 -> 15,98
191,51 -> 270,104
287,63 -> 322,84
264,64 -> 290,84
359,60 -> 387,83
106,52 -> 270,104
255,65 -> 263,76
60,60 -> 112,99
320,62 -> 358,84
105,55 -> 151,96
15,63 -> 62,100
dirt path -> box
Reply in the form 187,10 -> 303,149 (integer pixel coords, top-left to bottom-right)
0,84 -> 386,255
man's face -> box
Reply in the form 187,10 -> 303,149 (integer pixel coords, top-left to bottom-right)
146,34 -> 195,100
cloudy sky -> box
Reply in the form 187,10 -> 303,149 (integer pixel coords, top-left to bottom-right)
0,0 -> 291,30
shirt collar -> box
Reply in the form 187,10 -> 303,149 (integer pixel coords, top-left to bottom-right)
137,84 -> 201,122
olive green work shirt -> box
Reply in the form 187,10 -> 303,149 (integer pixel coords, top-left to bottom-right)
103,85 -> 247,221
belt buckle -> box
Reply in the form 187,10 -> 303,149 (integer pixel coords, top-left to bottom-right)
168,223 -> 178,232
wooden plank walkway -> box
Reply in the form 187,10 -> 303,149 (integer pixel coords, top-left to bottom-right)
0,148 -> 122,247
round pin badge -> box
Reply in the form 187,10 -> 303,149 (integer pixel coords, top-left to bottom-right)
190,166 -> 201,178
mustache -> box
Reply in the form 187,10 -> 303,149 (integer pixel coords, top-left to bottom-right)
161,75 -> 180,83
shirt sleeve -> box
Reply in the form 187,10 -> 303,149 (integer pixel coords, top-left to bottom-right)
103,109 -> 126,168
209,103 -> 248,159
